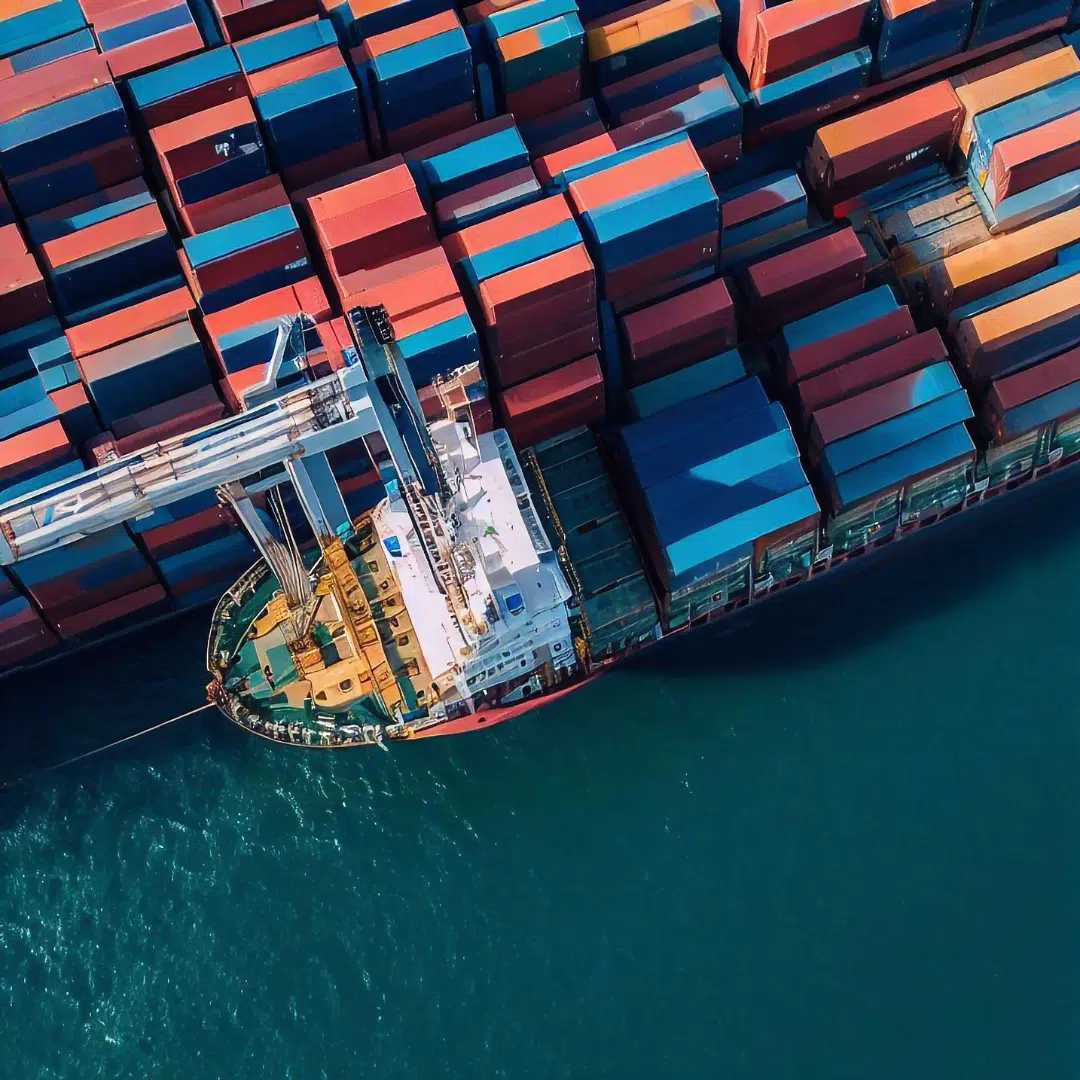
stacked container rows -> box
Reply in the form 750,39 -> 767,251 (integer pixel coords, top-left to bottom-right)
4,0 -> 1080,670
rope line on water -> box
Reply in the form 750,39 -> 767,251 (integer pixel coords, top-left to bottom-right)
0,703 -> 215,792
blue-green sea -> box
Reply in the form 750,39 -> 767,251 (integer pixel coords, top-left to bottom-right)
4,474 -> 1080,1079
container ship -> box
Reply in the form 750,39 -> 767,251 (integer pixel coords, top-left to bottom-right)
4,0 -> 1080,748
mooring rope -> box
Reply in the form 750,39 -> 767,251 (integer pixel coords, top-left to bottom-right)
0,703 -> 215,792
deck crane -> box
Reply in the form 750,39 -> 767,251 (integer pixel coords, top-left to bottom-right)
0,302 -> 488,724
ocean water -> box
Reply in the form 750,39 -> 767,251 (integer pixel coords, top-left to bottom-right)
3,475 -> 1080,1079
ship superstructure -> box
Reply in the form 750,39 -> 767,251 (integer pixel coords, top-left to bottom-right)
204,307 -> 579,745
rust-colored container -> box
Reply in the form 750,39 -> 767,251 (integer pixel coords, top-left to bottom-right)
808,81 -> 962,209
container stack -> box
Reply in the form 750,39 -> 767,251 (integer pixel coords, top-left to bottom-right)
0,0 -> 88,69
477,0 -> 585,122
617,276 -> 736,388
951,261 -> 1080,385
875,0 -> 974,81
779,286 -> 917,391
83,0 -> 205,78
6,524 -> 164,643
529,427 -> 660,658
980,346 -> 1080,487
719,170 -> 809,267
211,0 -> 321,42
519,97 -> 605,157
131,493 -> 258,607
627,346 -> 746,419
808,360 -> 975,552
806,81 -> 964,216
320,0 -> 452,50
961,63 -> 1080,232
0,53 -> 143,218
68,287 -> 214,427
180,203 -> 312,313
354,10 -> 476,155
444,196 -> 598,387
204,278 -> 334,408
619,375 -> 819,625
0,223 -> 53,393
565,132 -> 720,313
587,0 -> 720,91
736,0 -> 875,133
150,96 -> 284,234
967,0 -> 1072,50
128,45 -> 248,127
927,203 -> 1080,316
0,592 -> 58,666
601,47 -> 744,174
304,161 -> 436,302
37,197 -> 184,323
744,225 -> 868,334
0,27 -> 97,79
405,116 -> 540,232
236,17 -> 370,190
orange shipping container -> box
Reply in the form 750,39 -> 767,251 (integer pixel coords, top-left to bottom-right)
953,46 -> 1080,157
808,81 -> 962,209
929,203 -> 1080,312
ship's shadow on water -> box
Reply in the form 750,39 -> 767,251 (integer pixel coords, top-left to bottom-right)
625,466 -> 1080,677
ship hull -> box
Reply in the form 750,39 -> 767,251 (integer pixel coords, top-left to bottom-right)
213,444 -> 1080,746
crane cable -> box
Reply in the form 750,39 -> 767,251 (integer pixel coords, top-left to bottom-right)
0,703 -> 215,792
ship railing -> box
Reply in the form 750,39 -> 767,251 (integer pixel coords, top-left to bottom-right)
206,559 -> 275,669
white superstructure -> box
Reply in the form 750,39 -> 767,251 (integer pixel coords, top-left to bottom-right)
372,422 -> 575,708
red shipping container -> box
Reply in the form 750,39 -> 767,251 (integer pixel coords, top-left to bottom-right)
749,0 -> 873,90
603,232 -> 718,311
505,67 -> 583,123
54,584 -> 168,639
151,97 -> 261,186
189,230 -> 306,296
499,353 -> 605,445
620,276 -> 735,374
534,132 -> 618,186
113,388 -> 228,454
214,0 -> 320,42
95,0 -> 204,78
66,286 -> 194,359
402,114 -> 517,166
987,112 -> 1080,206
798,328 -> 949,416
41,202 -> 169,277
478,244 -> 595,321
0,624 -> 57,665
49,382 -> 102,444
280,142 -> 371,192
989,342 -> 1080,419
494,322 -> 600,387
0,223 -> 50,333
603,45 -> 721,118
443,195 -> 573,263
434,165 -> 539,231
0,422 -> 75,485
567,138 -> 703,213
747,227 -> 868,333
141,504 -> 237,559
181,174 -> 290,234
289,152 -> 405,204
809,363 -> 951,455
808,82 -> 963,211
786,306 -> 917,385
0,53 -> 114,125
32,566 -> 159,622
138,63 -> 247,128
